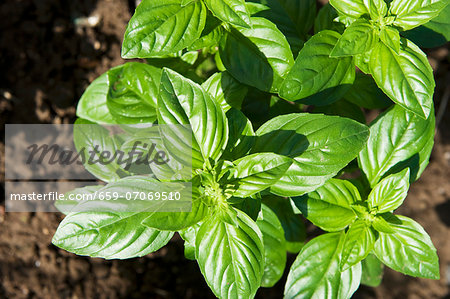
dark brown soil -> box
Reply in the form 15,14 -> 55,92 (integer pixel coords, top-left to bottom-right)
1,0 -> 449,298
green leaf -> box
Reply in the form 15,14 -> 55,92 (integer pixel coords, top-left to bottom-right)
263,195 -> 306,253
390,0 -> 448,31
373,215 -> 440,279
341,220 -> 377,270
73,119 -> 126,182
204,0 -> 252,28
355,49 -> 372,74
77,72 -> 116,124
363,0 -> 388,19
106,62 -> 161,124
329,0 -> 369,18
402,4 -> 450,48
196,208 -> 264,298
369,39 -> 435,119
285,232 -> 361,299
256,204 -> 287,288
361,254 -> 384,287
188,14 -> 225,50
344,73 -> 392,109
358,105 -> 435,187
372,214 -> 396,234
252,113 -> 370,197
279,30 -> 355,106
222,108 -> 256,161
158,68 -> 228,169
52,208 -> 174,259
248,0 -> 316,53
331,19 -> 377,57
368,168 -> 410,213
380,26 -> 401,54
202,72 -> 248,112
179,223 -> 201,260
313,100 -> 366,123
234,196 -> 262,221
314,3 -> 345,34
56,185 -> 103,215
122,0 -> 207,58
232,153 -> 293,198
219,17 -> 294,93
292,179 -> 359,232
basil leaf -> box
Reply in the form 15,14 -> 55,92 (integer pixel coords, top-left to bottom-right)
234,196 -> 262,221
232,153 -> 293,197
390,0 -> 448,31
313,100 -> 366,123
279,30 -> 355,106
122,0 -> 207,58
52,208 -> 174,259
106,62 -> 161,124
368,168 -> 410,213
257,204 -> 287,288
219,17 -> 294,93
344,73 -> 392,109
372,214 -> 396,234
202,72 -> 248,112
223,108 -> 256,161
253,113 -> 369,197
380,26 -> 401,54
315,3 -> 345,34
358,105 -> 435,187
56,185 -> 103,215
373,215 -> 440,279
369,39 -> 434,119
292,179 -> 359,232
188,14 -> 224,50
158,68 -> 228,169
248,0 -> 316,53
331,19 -> 377,57
355,48 -> 372,74
361,254 -> 384,287
285,232 -> 361,299
263,195 -> 306,253
179,223 -> 201,260
363,0 -> 388,19
204,0 -> 251,28
341,220 -> 377,271
77,72 -> 116,124
329,0 -> 369,18
196,208 -> 264,298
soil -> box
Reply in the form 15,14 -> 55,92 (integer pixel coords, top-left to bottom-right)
0,0 -> 449,298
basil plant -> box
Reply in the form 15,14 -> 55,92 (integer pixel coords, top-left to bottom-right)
52,0 -> 448,298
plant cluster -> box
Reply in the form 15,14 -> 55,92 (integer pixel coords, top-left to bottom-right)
52,0 -> 449,298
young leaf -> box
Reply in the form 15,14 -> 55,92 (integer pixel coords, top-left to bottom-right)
390,0 -> 448,31
219,17 -> 294,93
314,3 -> 345,34
106,62 -> 161,124
232,153 -> 293,197
196,208 -> 264,298
329,0 -> 369,18
279,30 -> 355,106
188,14 -> 225,50
370,39 -> 435,119
340,220 -> 377,271
292,179 -> 360,232
77,72 -> 116,124
122,0 -> 207,58
158,68 -> 228,169
202,72 -> 248,112
367,168 -> 410,213
373,215 -> 440,279
263,195 -> 306,253
223,108 -> 255,161
252,113 -> 370,197
179,223 -> 201,260
330,19 -> 377,57
256,204 -> 287,288
363,0 -> 388,19
344,73 -> 392,109
204,0 -> 252,28
372,214 -> 396,234
379,26 -> 401,54
359,105 -> 435,187
361,254 -> 384,287
52,210 -> 174,259
285,232 -> 361,299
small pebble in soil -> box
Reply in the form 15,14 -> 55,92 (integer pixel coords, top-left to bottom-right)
35,260 -> 41,268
